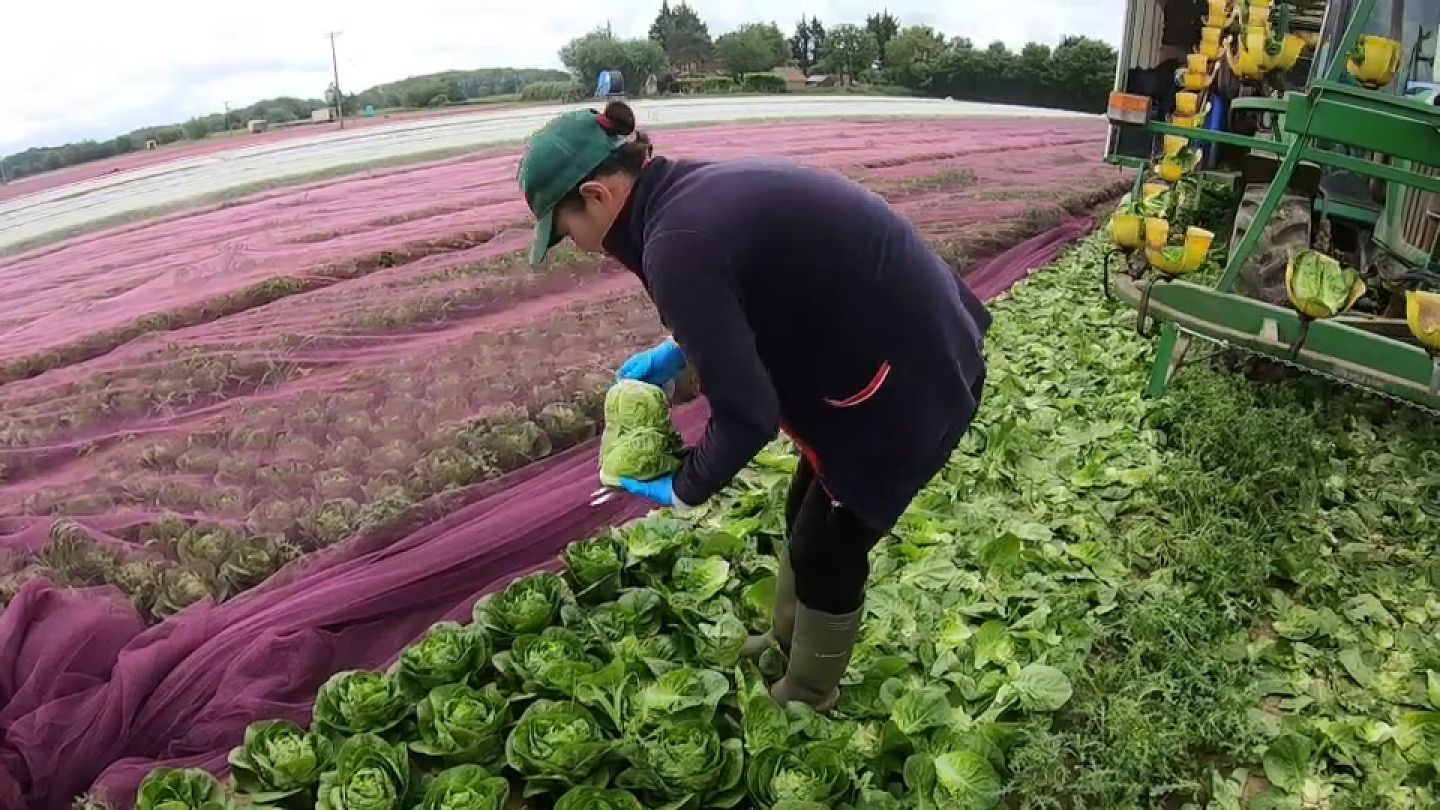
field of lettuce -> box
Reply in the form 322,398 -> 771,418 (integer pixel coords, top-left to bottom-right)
8,114 -> 1439,810
110,233 -> 1440,810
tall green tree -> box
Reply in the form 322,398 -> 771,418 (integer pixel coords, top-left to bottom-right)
1016,43 -> 1055,105
984,41 -> 1022,102
819,23 -> 878,85
916,34 -> 1116,113
986,41 -> 1018,78
883,25 -> 949,88
789,17 -> 816,73
1049,35 -> 1117,111
865,11 -> 901,68
808,17 -> 828,68
648,1 -> 672,42
181,118 -> 212,141
395,75 -> 462,107
351,68 -> 568,112
622,39 -> 670,89
562,28 -> 668,90
649,1 -> 712,73
715,23 -> 788,76
928,39 -> 990,100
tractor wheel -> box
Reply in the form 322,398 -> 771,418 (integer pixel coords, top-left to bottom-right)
1229,183 -> 1312,306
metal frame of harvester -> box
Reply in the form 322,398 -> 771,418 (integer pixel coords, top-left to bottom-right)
1104,0 -> 1440,413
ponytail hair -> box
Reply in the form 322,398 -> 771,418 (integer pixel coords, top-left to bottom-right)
593,101 -> 653,174
556,101 -> 653,211
596,100 -> 643,137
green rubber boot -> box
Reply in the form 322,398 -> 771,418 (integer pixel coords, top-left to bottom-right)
769,601 -> 862,712
742,548 -> 796,656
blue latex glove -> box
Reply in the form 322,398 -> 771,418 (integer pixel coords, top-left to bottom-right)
617,339 -> 686,386
618,474 -> 677,507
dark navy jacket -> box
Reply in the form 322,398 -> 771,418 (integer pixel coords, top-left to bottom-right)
603,156 -> 990,531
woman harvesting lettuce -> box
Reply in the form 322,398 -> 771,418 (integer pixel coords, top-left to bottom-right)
516,101 -> 990,711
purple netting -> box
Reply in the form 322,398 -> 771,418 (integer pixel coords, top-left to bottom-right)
0,217 -> 1096,809
967,216 -> 1098,300
0,119 -> 1122,560
1,119 -> 1108,365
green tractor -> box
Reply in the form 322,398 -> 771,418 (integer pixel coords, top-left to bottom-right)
1104,0 -> 1440,412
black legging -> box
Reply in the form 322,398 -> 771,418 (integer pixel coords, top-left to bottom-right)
784,458 -> 884,614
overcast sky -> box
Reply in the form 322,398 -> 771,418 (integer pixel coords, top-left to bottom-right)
1,0 -> 1121,155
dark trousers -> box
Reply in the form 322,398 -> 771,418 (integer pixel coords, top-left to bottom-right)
784,458 -> 885,614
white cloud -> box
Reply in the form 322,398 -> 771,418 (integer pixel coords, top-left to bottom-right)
0,0 -> 1121,154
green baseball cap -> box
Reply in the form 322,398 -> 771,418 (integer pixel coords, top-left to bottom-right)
517,109 -> 626,264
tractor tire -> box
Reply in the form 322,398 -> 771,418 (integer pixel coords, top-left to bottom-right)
1229,183 -> 1312,306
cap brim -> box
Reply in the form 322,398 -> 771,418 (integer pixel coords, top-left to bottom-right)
529,211 -> 559,266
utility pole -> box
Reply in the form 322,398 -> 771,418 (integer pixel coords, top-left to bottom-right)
222,101 -> 233,131
326,31 -> 345,130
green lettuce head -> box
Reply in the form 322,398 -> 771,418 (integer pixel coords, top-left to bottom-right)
632,667 -> 730,729
554,787 -> 646,810
219,534 -> 299,595
134,768 -> 233,810
316,734 -> 412,810
415,764 -> 510,810
738,665 -> 791,757
603,379 -> 672,431
902,749 -> 1002,810
477,420 -> 554,469
393,621 -> 488,698
572,588 -> 664,645
619,517 -> 690,569
152,567 -> 212,619
1287,250 -> 1365,319
563,534 -> 628,603
537,401 -> 597,446
693,611 -> 748,668
1140,190 -> 1171,217
474,571 -> 568,639
494,626 -> 596,695
505,699 -> 615,796
227,719 -> 332,804
609,632 -> 681,679
598,381 -> 682,487
745,743 -> 853,809
411,683 -> 511,766
312,670 -> 412,739
573,658 -> 640,732
667,556 -> 731,608
616,720 -> 745,807
599,428 -> 683,488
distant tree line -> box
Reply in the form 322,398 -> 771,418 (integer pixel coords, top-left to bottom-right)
348,68 -> 570,112
6,8 -> 1118,184
2,96 -> 328,182
886,32 -> 1117,111
2,68 -> 568,183
559,4 -> 1116,115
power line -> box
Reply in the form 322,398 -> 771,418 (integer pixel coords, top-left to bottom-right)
326,30 -> 345,130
